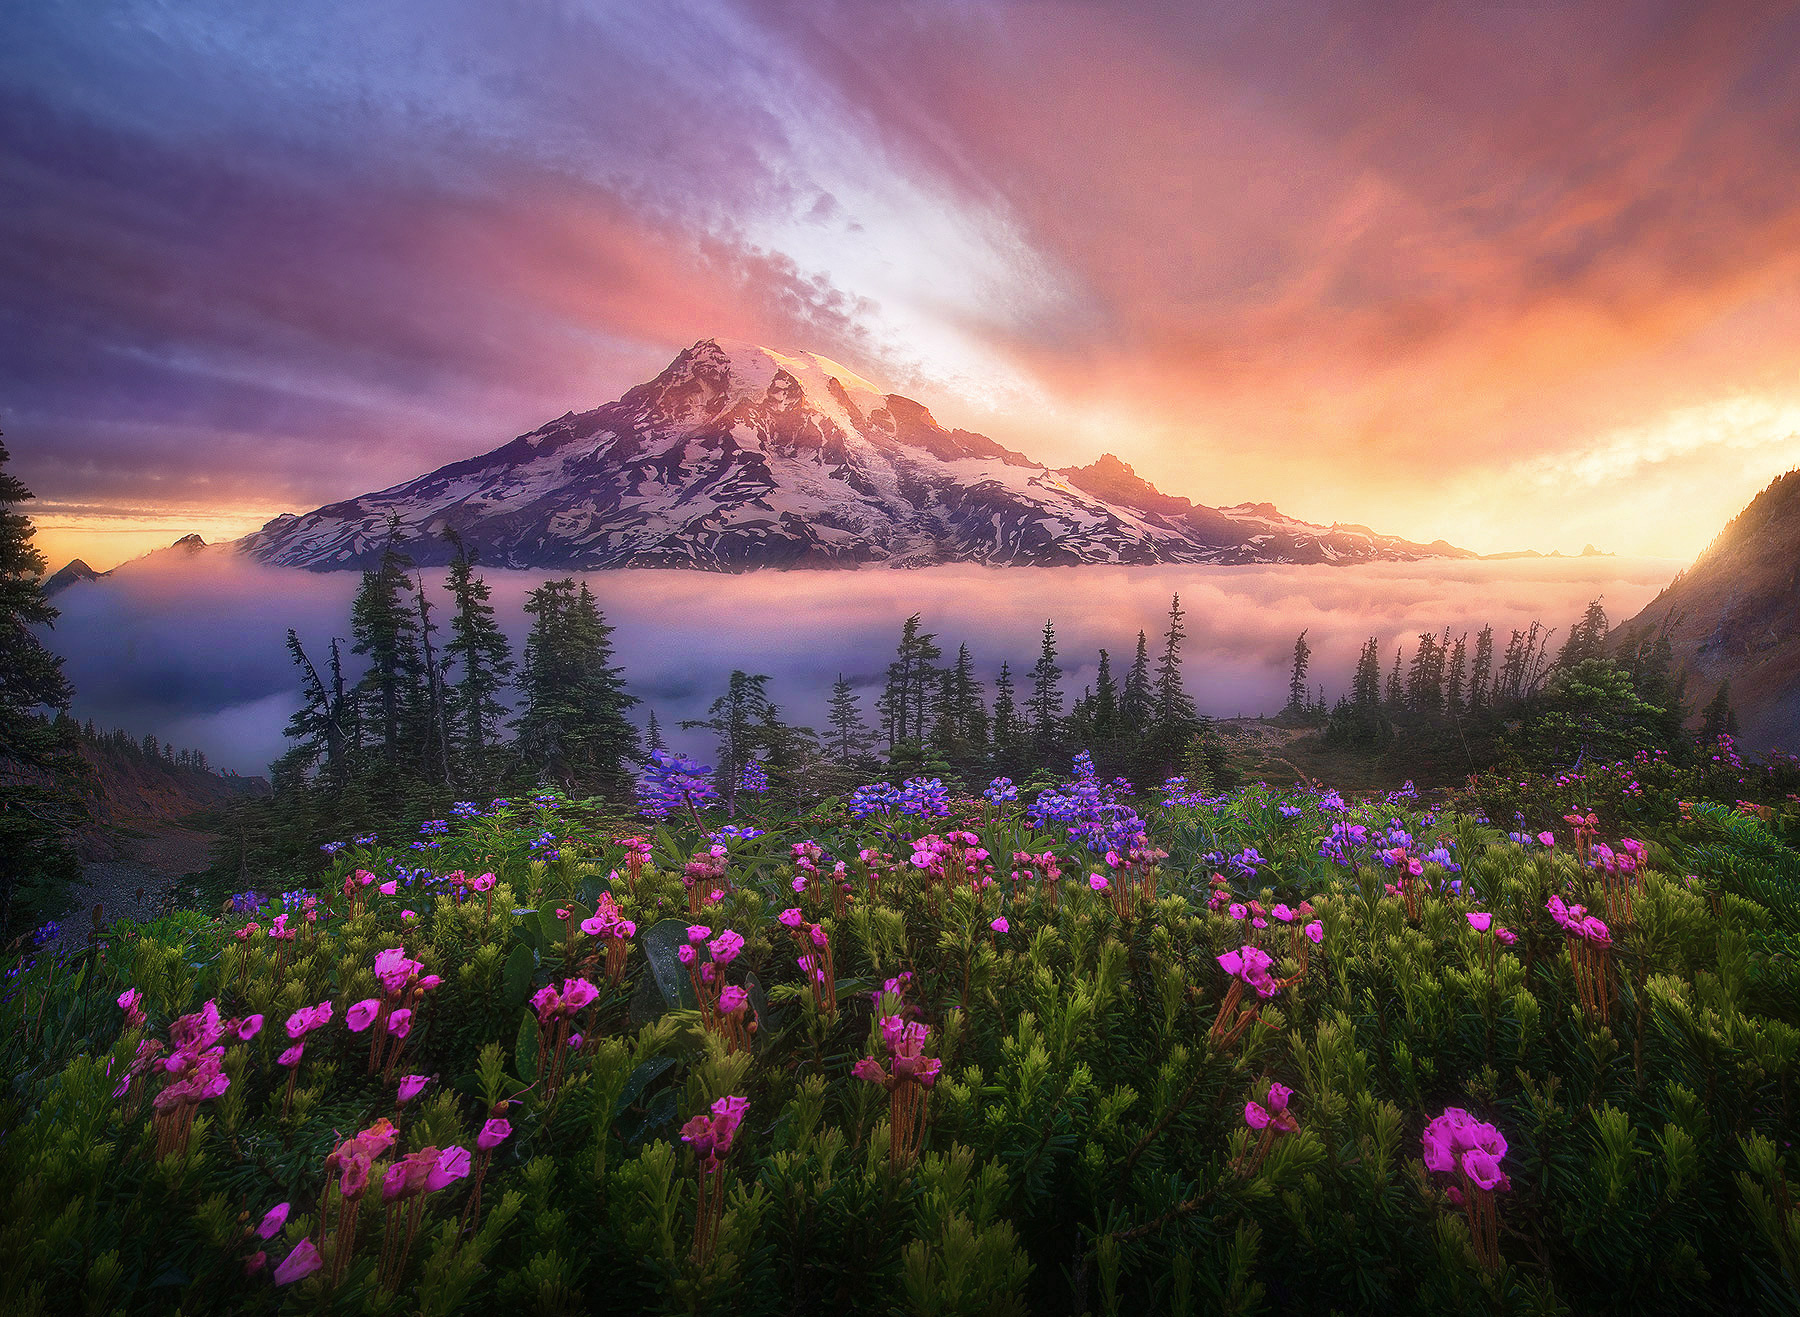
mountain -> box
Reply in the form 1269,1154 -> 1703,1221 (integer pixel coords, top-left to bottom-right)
238,338 -> 1476,572
45,558 -> 106,596
1612,469 -> 1800,754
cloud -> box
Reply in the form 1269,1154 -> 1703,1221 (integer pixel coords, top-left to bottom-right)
45,553 -> 1678,775
6,0 -> 1800,566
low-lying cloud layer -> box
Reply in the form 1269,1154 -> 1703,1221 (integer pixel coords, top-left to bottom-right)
46,555 -> 1679,777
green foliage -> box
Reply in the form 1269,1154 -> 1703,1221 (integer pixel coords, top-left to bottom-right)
6,765 -> 1800,1313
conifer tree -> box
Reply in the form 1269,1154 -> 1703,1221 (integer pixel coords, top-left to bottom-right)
1352,637 -> 1383,710
1092,648 -> 1118,743
826,675 -> 876,766
411,574 -> 454,787
1469,625 -> 1494,709
1558,599 -> 1610,669
349,539 -> 424,764
644,708 -> 666,754
1445,634 -> 1469,714
684,670 -> 783,816
0,438 -> 80,934
514,579 -> 638,795
1027,619 -> 1063,748
1120,631 -> 1152,732
1699,681 -> 1739,741
991,662 -> 1020,754
443,535 -> 514,767
1287,631 -> 1311,713
1154,594 -> 1197,725
1385,647 -> 1404,709
879,615 -> 941,751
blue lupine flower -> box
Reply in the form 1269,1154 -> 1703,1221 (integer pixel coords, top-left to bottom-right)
739,759 -> 769,793
229,891 -> 262,916
637,750 -> 719,819
898,777 -> 950,817
419,819 -> 449,836
983,777 -> 1018,805
848,782 -> 902,818
353,834 -> 378,847
32,920 -> 60,947
320,840 -> 346,856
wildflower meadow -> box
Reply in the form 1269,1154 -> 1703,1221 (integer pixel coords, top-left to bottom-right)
4,749 -> 1800,1316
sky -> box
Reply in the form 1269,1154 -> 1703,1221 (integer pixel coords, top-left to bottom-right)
6,0 -> 1800,572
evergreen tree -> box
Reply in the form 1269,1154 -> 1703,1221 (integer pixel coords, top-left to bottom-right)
991,663 -> 1021,755
1445,634 -> 1469,714
513,579 -> 638,795
1352,637 -> 1383,710
411,574 -> 454,787
1558,599 -> 1610,669
1027,619 -> 1063,748
1469,625 -> 1494,709
879,615 -> 941,752
1154,594 -> 1197,725
281,631 -> 351,789
349,539 -> 424,763
1286,630 -> 1311,713
1385,647 -> 1404,709
950,644 -> 987,754
1120,631 -> 1152,732
443,536 -> 514,769
826,675 -> 876,766
1092,649 -> 1118,743
1699,681 -> 1739,741
683,671 -> 785,816
0,438 -> 81,935
644,708 -> 667,754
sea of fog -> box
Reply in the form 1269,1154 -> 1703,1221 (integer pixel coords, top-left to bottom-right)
46,555 -> 1682,777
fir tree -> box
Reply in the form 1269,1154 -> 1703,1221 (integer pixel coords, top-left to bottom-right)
1027,619 -> 1063,747
1469,625 -> 1494,709
1445,634 -> 1469,714
879,615 -> 941,751
443,535 -> 514,768
349,539 -> 424,763
0,438 -> 80,934
826,675 -> 876,766
991,662 -> 1021,754
514,579 -> 638,795
1352,637 -> 1383,710
644,708 -> 666,754
683,671 -> 784,816
1092,649 -> 1118,743
1558,599 -> 1610,669
1120,631 -> 1152,731
1154,594 -> 1197,725
1699,681 -> 1739,741
1286,630 -> 1311,713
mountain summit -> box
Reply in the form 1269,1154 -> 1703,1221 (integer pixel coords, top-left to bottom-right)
239,338 -> 1474,572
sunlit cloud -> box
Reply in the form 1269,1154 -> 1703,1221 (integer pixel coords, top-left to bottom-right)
4,0 -> 1799,568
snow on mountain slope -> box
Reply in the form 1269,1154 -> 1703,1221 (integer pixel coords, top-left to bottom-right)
238,339 -> 1475,572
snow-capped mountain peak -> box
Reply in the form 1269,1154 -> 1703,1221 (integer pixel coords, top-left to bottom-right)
238,338 -> 1474,572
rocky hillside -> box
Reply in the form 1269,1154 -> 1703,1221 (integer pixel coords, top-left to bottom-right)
1612,469 -> 1800,754
237,338 -> 1474,572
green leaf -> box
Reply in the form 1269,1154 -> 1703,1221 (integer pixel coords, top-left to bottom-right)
502,942 -> 537,1015
514,1010 -> 540,1084
640,917 -> 699,1012
613,1055 -> 677,1118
